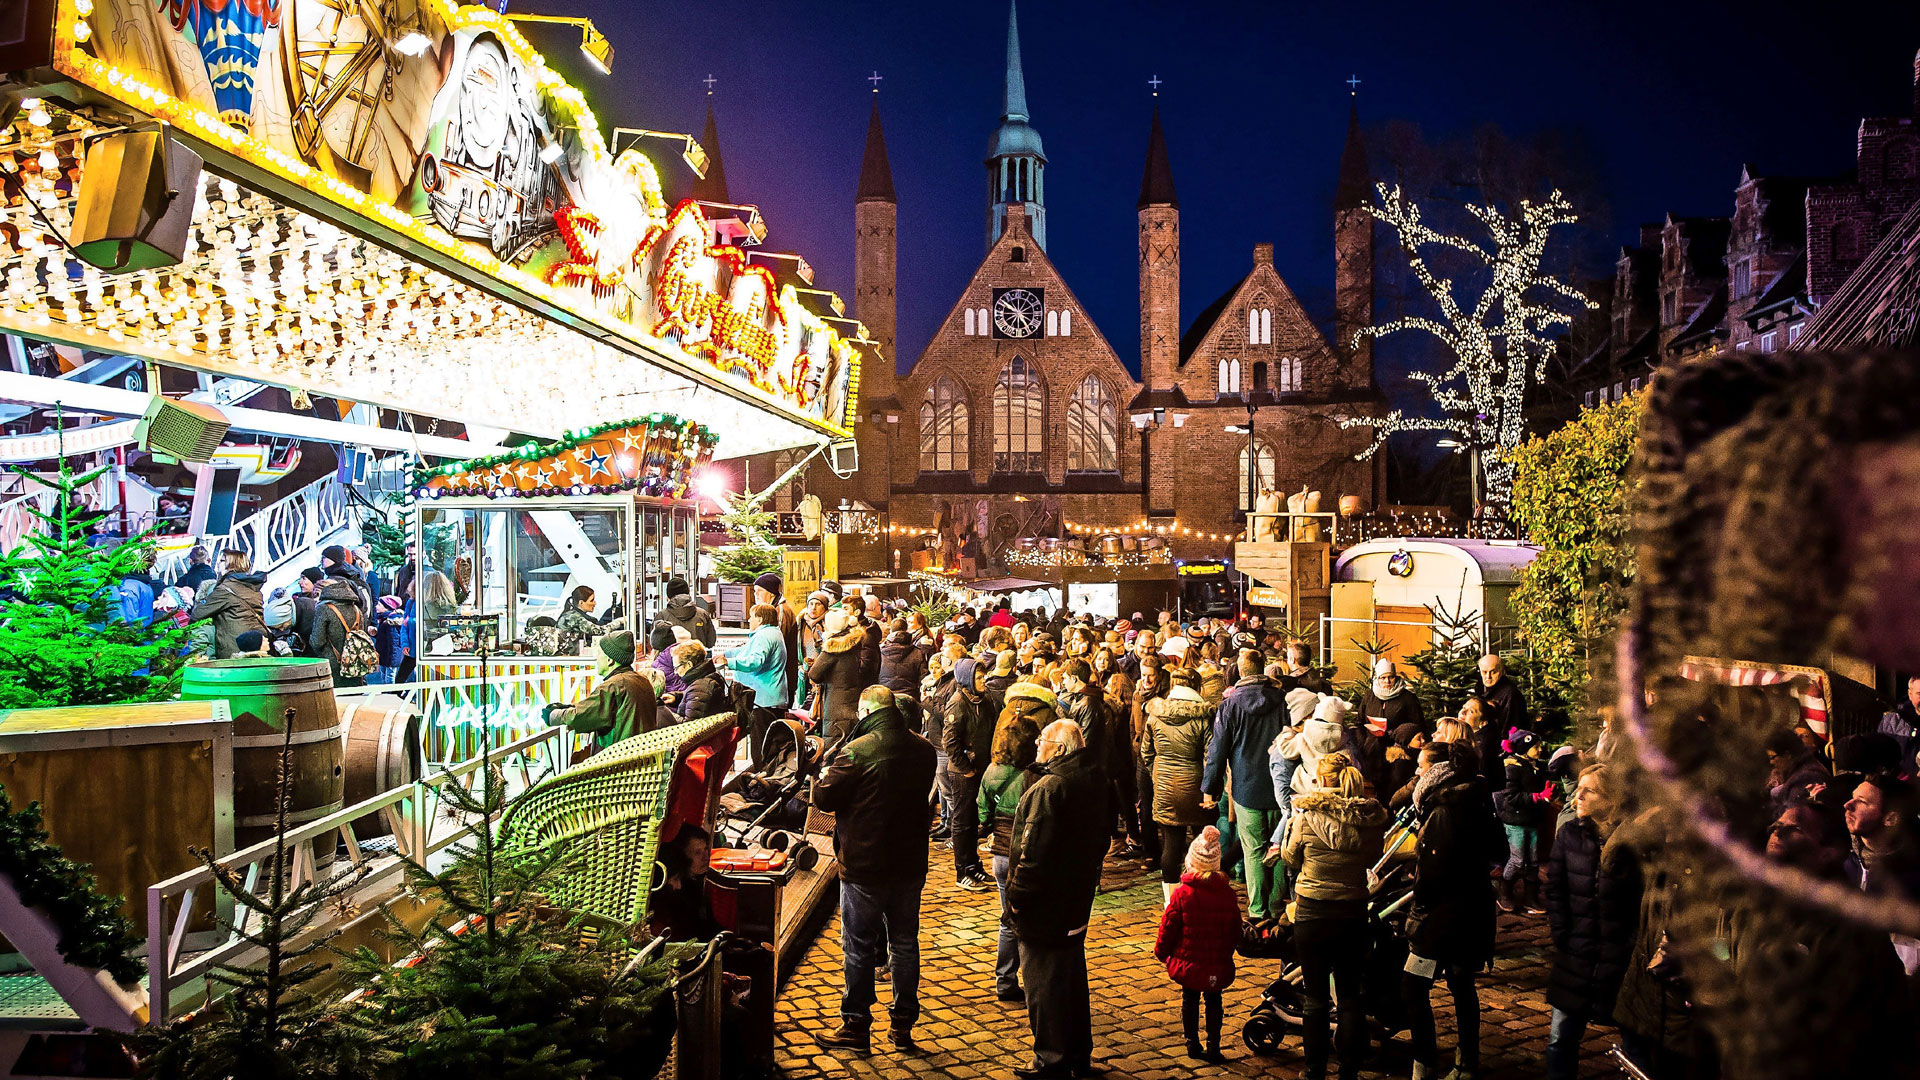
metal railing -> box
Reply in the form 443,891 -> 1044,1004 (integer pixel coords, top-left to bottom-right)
143,724 -> 573,1024
340,660 -> 602,764
1319,613 -> 1525,676
151,474 -> 353,584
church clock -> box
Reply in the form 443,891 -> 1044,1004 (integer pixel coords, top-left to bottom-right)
991,287 -> 1045,339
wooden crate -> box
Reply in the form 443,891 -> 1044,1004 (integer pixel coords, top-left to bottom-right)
0,701 -> 233,941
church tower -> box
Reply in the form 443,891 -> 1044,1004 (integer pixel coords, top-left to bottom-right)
1137,105 -> 1179,390
986,0 -> 1046,251
855,98 -> 898,374
1333,104 -> 1373,386
692,100 -> 729,203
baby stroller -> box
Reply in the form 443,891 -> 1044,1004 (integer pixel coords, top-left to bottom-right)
713,711 -> 833,870
1241,805 -> 1418,1056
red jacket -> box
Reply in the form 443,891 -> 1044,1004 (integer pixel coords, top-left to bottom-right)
1153,871 -> 1240,990
988,609 -> 1016,628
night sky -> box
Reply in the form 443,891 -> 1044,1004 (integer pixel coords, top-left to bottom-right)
529,1 -> 1920,381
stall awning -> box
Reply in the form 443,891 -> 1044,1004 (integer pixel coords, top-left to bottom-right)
965,577 -> 1056,593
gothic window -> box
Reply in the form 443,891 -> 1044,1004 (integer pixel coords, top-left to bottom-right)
1292,357 -> 1304,390
1261,309 -> 1272,345
1010,246 -> 1026,263
1238,438 -> 1277,511
1277,357 -> 1304,392
1229,359 -> 1242,393
1060,309 -> 1071,336
1248,307 -> 1258,343
1217,359 -> 1235,395
768,448 -> 807,512
919,377 -> 969,474
979,307 -> 990,330
1066,374 -> 1119,472
965,308 -> 977,336
1252,361 -> 1268,392
1046,310 -> 1059,336
993,357 -> 1045,473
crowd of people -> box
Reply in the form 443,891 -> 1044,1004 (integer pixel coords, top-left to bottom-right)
794,596 -> 1920,1080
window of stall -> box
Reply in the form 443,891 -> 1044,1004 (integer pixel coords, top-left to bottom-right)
415,502 -> 631,658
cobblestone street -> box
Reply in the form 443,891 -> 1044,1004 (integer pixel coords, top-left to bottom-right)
774,843 -> 1625,1079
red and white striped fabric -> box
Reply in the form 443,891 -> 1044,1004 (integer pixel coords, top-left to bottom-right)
1679,656 -> 1830,739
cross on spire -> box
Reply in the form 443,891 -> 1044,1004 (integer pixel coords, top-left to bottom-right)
703,74 -> 717,95
1346,73 -> 1361,96
1148,74 -> 1162,96
868,70 -> 883,92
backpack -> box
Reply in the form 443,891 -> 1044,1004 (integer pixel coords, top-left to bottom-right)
326,603 -> 380,679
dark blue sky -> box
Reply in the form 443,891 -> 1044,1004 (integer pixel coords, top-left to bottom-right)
531,1 -> 1920,379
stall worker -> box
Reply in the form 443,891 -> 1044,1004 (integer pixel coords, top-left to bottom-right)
543,630 -> 660,756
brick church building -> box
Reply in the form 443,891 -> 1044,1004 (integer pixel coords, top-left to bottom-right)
746,3 -> 1382,574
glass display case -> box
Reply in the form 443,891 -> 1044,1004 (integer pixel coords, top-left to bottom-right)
413,494 -> 701,658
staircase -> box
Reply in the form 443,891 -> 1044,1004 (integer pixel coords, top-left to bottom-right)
152,474 -> 361,593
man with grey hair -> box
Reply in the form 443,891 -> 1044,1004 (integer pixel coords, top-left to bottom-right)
1006,719 -> 1107,1078
1477,653 -> 1528,786
812,685 -> 937,1055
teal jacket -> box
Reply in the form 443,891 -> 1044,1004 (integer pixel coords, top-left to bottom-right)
978,762 -> 1035,858
724,624 -> 789,709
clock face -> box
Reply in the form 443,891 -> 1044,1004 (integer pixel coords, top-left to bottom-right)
992,287 -> 1044,339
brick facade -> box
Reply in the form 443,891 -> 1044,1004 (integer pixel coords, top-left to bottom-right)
1807,53 -> 1920,306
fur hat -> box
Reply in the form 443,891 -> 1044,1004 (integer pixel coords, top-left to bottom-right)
1184,825 -> 1222,876
599,630 -> 637,668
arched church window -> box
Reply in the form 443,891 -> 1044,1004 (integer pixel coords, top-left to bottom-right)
919,377 -> 969,474
1238,438 -> 1278,511
768,448 -> 807,512
993,357 -> 1045,473
1066,374 -> 1119,472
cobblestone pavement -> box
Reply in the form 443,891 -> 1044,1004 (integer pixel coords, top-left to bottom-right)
774,842 -> 1627,1079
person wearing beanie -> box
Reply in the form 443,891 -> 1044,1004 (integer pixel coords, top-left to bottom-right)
1143,684 -> 1216,902
807,606 -> 868,740
655,576 -> 715,647
750,573 -> 802,706
544,629 -> 660,754
1360,658 -> 1427,738
1154,824 -> 1239,1062
1496,727 -> 1550,914
1384,722 -> 1427,811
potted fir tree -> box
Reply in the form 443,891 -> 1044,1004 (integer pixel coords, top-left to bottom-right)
711,499 -> 783,626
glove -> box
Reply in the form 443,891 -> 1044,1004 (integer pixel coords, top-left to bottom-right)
1532,780 -> 1555,803
542,702 -> 568,723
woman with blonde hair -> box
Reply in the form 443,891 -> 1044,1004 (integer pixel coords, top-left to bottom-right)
191,549 -> 268,658
1283,751 -> 1389,1080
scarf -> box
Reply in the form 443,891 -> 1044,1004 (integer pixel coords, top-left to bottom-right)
1411,761 -> 1456,817
1372,673 -> 1406,701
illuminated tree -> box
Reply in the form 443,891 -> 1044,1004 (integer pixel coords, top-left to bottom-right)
1340,183 -> 1593,505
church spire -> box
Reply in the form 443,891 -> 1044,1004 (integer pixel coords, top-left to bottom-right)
856,99 -> 895,203
1002,0 -> 1029,122
692,100 -> 730,204
985,0 -> 1046,250
1137,106 -> 1177,210
1335,103 -> 1369,213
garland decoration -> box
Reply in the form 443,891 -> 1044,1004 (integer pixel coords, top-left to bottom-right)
411,414 -> 718,501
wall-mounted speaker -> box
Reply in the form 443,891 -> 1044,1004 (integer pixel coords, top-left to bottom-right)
136,395 -> 228,462
828,439 -> 857,478
71,131 -> 202,273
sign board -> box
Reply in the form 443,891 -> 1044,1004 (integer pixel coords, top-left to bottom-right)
1247,586 -> 1287,609
783,548 -> 821,609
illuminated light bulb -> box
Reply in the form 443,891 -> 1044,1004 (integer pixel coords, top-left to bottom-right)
27,107 -> 51,128
73,22 -> 92,43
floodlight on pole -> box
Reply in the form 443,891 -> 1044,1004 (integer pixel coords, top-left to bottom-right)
611,127 -> 709,178
503,13 -> 614,74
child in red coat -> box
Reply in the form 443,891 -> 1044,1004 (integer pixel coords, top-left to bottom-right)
1153,825 -> 1241,1061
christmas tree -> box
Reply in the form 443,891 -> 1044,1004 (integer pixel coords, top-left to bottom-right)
0,421 -> 190,709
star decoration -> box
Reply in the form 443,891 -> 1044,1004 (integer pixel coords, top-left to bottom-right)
581,448 -> 612,477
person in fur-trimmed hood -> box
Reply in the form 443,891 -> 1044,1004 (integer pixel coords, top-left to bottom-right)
1282,752 -> 1389,1080
1142,682 -> 1217,901
807,607 -> 868,741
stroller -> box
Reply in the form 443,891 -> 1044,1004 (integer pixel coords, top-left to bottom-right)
1240,804 -> 1419,1056
713,709 -> 835,871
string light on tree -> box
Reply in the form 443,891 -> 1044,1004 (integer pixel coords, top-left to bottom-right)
1336,183 -> 1593,506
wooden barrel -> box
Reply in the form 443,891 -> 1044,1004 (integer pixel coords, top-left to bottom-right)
180,658 -> 344,851
338,695 -> 423,838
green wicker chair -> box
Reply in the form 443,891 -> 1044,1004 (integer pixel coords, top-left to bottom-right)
499,714 -> 735,925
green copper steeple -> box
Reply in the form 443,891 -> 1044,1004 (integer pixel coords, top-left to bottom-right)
986,0 -> 1046,251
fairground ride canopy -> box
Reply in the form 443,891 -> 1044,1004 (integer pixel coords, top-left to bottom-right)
0,0 -> 868,459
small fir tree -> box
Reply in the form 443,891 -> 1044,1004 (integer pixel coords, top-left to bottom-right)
136,711 -> 378,1080
343,719 -> 694,1079
0,424 -> 189,708
711,497 -> 784,585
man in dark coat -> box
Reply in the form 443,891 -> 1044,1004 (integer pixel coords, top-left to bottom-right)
1201,650 -> 1290,918
878,623 -> 927,698
1054,660 -> 1106,769
812,687 -> 937,1055
943,658 -> 1001,892
1006,721 -> 1109,1079
1543,766 -> 1641,1080
851,601 -> 883,687
1476,654 -> 1529,786
1402,747 -> 1503,1080
1273,642 -> 1332,696
655,577 -> 716,647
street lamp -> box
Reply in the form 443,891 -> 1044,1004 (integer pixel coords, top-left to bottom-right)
1436,437 -> 1480,512
1228,388 -> 1276,538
